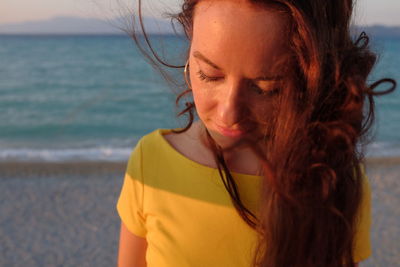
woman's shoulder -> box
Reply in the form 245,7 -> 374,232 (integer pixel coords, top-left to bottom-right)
133,127 -> 197,159
125,128 -> 175,176
139,128 -> 170,147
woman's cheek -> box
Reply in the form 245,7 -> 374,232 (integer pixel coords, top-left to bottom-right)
190,75 -> 218,121
192,86 -> 210,117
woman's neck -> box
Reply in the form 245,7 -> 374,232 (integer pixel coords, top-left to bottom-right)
188,121 -> 264,176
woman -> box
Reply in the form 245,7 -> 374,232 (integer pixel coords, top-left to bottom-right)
116,0 -> 396,266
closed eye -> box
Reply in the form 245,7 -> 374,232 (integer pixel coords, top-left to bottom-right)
196,69 -> 281,97
253,85 -> 281,96
196,70 -> 222,82
248,80 -> 281,97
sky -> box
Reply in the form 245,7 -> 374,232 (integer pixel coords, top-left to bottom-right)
1,0 -> 399,26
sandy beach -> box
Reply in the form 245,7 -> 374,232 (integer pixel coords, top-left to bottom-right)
0,161 -> 126,267
0,158 -> 399,267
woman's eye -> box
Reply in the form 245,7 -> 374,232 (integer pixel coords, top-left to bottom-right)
195,70 -> 280,97
252,84 -> 281,97
196,70 -> 221,82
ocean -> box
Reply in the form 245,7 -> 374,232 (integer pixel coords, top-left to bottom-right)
0,34 -> 399,162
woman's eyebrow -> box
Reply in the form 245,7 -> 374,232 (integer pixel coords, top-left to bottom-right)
193,51 -> 221,70
192,50 -> 282,81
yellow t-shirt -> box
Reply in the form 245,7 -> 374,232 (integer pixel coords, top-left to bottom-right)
116,129 -> 371,266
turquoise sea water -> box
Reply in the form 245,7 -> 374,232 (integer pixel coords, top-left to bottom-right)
0,34 -> 399,161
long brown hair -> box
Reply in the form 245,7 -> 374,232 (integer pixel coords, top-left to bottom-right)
125,0 -> 396,266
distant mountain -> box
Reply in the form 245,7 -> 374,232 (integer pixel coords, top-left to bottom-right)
0,16 -> 179,35
354,25 -> 400,38
0,16 -> 399,37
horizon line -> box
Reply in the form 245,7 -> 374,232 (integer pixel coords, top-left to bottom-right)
0,15 -> 399,28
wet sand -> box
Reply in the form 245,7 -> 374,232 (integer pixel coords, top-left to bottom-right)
0,158 -> 399,266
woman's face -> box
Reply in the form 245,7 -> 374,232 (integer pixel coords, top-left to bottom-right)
189,0 -> 288,148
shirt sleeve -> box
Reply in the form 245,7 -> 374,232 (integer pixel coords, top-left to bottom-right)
353,165 -> 372,263
116,139 -> 147,237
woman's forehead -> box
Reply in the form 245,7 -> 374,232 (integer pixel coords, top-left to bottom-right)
191,0 -> 288,75
192,0 -> 287,30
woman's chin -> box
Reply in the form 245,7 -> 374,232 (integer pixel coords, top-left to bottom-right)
198,120 -> 257,149
208,129 -> 244,149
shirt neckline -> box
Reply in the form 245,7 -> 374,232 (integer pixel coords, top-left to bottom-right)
156,128 -> 262,179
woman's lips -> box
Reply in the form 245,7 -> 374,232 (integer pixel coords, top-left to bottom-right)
214,124 -> 246,138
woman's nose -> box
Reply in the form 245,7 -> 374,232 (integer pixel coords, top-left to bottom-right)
217,81 -> 245,127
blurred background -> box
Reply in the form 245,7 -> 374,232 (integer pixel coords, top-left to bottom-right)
0,0 -> 399,266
